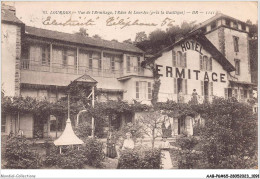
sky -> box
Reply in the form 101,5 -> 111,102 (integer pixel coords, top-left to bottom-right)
4,1 -> 258,42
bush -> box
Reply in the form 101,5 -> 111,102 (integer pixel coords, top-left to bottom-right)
82,138 -> 105,168
200,97 -> 258,168
75,122 -> 92,139
44,138 -> 105,169
117,148 -> 161,169
176,135 -> 200,169
44,144 -> 85,169
4,137 -> 41,169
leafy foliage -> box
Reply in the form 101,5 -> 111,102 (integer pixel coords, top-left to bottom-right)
176,135 -> 201,169
117,148 -> 161,169
44,138 -> 105,169
199,97 -> 258,168
4,137 -> 41,169
82,138 -> 105,168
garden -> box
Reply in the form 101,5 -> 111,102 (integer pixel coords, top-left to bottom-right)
1,93 -> 258,169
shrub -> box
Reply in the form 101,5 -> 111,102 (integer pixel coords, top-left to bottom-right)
200,97 -> 258,168
75,122 -> 92,140
176,135 -> 200,169
82,138 -> 105,168
4,137 -> 41,169
44,138 -> 105,169
117,148 -> 161,169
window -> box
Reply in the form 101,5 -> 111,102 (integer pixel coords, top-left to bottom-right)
226,19 -> 231,26
235,59 -> 240,75
111,57 -> 115,71
137,57 -> 141,73
242,24 -> 246,31
203,56 -> 208,70
127,56 -> 131,72
211,21 -> 217,29
136,81 -> 139,99
244,90 -> 248,98
49,92 -> 57,103
172,50 -> 176,66
38,90 -> 48,100
233,36 -> 239,52
210,82 -> 213,96
234,89 -> 238,99
177,51 -> 182,67
89,52 -> 93,69
240,89 -> 244,100
201,55 -> 212,71
1,114 -> 6,133
148,82 -> 152,100
41,46 -> 50,66
249,90 -> 253,98
136,81 -> 149,100
233,21 -> 238,29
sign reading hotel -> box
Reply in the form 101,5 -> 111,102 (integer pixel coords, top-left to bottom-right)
156,41 -> 226,83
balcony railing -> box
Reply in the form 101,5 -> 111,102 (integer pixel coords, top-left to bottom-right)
20,59 -> 146,78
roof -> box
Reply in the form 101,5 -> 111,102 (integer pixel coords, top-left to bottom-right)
147,32 -> 235,72
229,80 -> 257,86
1,8 -> 24,25
190,13 -> 249,34
25,26 -> 144,54
54,118 -> 84,146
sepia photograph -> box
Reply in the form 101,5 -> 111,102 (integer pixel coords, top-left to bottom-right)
0,1 -> 259,178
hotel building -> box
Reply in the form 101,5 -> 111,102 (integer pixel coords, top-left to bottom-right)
1,5 -> 256,138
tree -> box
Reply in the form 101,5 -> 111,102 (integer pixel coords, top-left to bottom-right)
92,34 -> 102,39
123,38 -> 133,44
135,31 -> 148,43
135,21 -> 196,54
75,27 -> 89,37
137,111 -> 164,148
199,97 -> 257,168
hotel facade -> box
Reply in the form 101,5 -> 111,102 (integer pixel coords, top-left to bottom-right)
1,5 -> 256,138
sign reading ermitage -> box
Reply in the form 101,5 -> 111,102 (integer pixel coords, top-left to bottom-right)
1,1 -> 258,178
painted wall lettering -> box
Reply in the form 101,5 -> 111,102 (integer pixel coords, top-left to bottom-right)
181,41 -> 203,55
155,64 -> 227,83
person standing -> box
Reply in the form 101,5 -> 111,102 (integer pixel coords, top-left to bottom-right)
160,136 -> 173,169
191,89 -> 198,105
122,132 -> 135,150
106,131 -> 117,158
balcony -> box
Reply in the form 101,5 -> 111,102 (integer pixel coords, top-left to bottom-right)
20,59 -> 148,78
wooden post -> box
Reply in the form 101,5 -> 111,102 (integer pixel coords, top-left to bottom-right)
50,43 -> 52,72
91,86 -> 95,137
76,47 -> 79,74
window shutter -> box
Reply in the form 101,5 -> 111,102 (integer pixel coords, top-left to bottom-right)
209,57 -> 212,71
89,52 -> 93,69
174,78 -> 177,94
224,88 -> 228,99
148,82 -> 152,99
183,53 -> 187,68
240,89 -> 244,100
172,50 -> 176,66
249,90 -> 253,98
210,82 -> 213,96
201,81 -> 204,96
63,50 -> 67,66
200,55 -> 203,70
42,47 -> 46,65
234,89 -> 238,99
136,81 -> 139,99
185,79 -> 188,95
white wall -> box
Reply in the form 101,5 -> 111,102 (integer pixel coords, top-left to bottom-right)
1,23 -> 17,96
155,38 -> 229,103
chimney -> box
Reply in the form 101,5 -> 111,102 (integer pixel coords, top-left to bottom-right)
2,4 -> 16,15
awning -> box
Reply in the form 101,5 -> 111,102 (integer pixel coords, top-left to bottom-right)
230,80 -> 257,86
